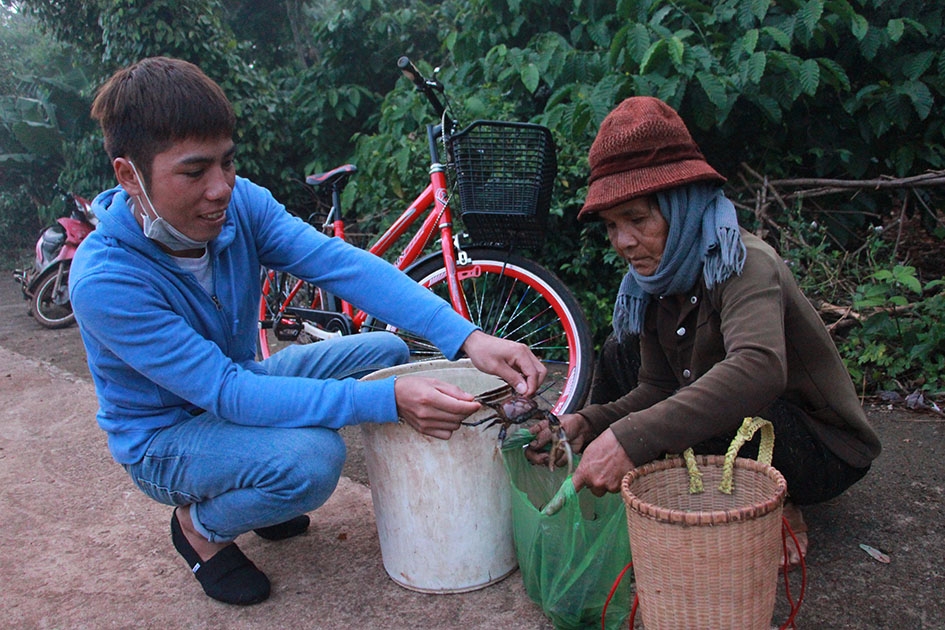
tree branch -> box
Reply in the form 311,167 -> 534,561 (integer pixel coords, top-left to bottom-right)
765,170 -> 945,189
737,165 -> 945,203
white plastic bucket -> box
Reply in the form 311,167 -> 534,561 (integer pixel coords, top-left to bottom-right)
359,359 -> 517,593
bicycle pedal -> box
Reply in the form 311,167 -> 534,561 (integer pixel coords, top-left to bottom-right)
274,315 -> 304,341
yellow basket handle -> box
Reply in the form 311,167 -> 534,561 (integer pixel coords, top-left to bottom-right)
682,416 -> 775,495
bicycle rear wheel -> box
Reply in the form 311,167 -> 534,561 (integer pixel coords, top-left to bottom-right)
257,269 -> 339,359
374,247 -> 593,415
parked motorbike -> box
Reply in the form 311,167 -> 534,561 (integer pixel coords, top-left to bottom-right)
13,185 -> 97,329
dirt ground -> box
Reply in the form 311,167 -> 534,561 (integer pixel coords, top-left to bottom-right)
2,273 -> 944,629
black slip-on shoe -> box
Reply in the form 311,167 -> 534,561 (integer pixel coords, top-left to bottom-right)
254,514 -> 311,541
171,509 -> 271,605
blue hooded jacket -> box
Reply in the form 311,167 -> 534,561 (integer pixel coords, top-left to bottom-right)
70,177 -> 477,464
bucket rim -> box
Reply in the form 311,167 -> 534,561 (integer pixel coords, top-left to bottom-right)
620,454 -> 787,526
360,358 -> 476,381
359,358 -> 505,426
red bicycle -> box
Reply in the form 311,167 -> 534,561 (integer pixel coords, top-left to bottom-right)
258,57 -> 593,414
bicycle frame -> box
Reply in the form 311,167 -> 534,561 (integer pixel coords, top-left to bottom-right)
263,122 -> 472,340
261,56 -> 593,415
361,156 -> 470,323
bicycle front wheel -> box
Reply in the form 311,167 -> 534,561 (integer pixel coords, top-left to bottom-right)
394,247 -> 593,415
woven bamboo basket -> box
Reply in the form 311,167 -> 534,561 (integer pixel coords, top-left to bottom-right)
620,417 -> 787,630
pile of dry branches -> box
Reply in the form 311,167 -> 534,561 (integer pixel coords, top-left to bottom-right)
730,165 -> 945,332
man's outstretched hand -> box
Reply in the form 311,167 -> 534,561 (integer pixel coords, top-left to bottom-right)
461,330 -> 546,398
393,375 -> 480,440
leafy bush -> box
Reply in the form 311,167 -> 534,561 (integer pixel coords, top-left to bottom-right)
760,207 -> 945,396
846,267 -> 945,395
4,0 -> 943,396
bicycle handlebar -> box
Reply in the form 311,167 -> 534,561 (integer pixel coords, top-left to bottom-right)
397,56 -> 426,88
398,55 -> 449,124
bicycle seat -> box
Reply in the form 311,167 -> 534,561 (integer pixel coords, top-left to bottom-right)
306,164 -> 358,190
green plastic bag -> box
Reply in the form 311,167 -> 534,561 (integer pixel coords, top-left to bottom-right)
501,429 -> 632,630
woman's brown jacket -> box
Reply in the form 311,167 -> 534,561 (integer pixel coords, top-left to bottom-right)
579,230 -> 881,469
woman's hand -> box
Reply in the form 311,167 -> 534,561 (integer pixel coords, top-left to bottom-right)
461,330 -> 546,398
524,413 -> 594,467
570,428 -> 635,496
393,375 -> 480,440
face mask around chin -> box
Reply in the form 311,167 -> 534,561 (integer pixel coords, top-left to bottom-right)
140,212 -> 209,252
128,160 -> 210,252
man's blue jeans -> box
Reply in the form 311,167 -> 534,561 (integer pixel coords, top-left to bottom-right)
123,332 -> 408,543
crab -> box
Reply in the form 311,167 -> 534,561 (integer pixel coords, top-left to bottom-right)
464,385 -> 573,474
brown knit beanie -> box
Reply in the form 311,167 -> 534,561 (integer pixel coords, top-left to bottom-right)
578,96 -> 726,220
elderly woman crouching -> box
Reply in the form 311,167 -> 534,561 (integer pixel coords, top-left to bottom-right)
528,96 -> 881,567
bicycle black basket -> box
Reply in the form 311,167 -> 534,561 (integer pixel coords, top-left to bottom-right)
448,121 -> 557,248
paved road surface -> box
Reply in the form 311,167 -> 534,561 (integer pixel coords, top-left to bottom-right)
2,272 -> 943,628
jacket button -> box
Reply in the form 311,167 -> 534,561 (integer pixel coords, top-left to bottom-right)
683,369 -> 692,378
690,296 -> 698,304
676,327 -> 686,336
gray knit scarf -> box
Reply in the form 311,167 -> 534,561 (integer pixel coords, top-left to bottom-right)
612,183 -> 746,340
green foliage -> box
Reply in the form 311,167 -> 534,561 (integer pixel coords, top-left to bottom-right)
3,0 -> 944,396
290,0 -> 444,180
845,268 -> 945,394
0,7 -> 96,253
93,0 -> 305,198
754,203 -> 857,305
751,206 -> 945,395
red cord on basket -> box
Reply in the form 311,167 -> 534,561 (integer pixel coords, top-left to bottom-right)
602,517 -> 808,630
601,561 -> 633,630
779,515 -> 807,629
